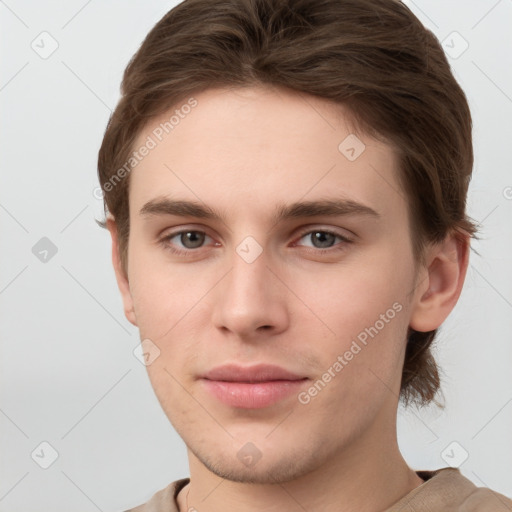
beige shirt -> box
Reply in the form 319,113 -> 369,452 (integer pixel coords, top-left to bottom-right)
124,467 -> 512,511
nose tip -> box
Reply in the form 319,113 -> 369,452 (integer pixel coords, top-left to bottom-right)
211,254 -> 289,338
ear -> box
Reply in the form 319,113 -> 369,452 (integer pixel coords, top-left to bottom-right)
409,231 -> 470,332
106,217 -> 138,327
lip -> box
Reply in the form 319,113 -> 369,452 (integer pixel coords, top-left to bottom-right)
202,363 -> 306,382
201,364 -> 309,409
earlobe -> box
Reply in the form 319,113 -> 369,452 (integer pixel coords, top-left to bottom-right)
106,217 -> 138,327
409,232 -> 470,333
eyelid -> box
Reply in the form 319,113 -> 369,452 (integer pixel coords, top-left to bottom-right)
159,224 -> 215,239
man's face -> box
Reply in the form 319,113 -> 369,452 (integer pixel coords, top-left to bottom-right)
116,86 -> 423,483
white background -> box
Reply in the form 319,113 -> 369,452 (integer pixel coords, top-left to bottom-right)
1,1 -> 511,511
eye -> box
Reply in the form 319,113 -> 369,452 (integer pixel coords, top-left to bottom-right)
295,229 -> 352,251
176,231 -> 207,249
159,229 -> 215,254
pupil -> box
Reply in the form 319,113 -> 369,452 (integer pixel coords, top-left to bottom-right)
312,231 -> 335,248
181,231 -> 204,248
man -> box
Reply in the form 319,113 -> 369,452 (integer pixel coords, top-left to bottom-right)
97,0 -> 512,510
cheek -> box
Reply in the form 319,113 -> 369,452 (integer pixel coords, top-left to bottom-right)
127,247 -> 209,341
127,255 -> 211,409
290,252 -> 413,390
292,257 -> 410,340
145,358 -> 202,435
296,292 -> 409,424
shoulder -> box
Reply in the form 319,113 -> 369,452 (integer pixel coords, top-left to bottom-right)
123,478 -> 190,512
460,486 -> 512,512
388,468 -> 512,511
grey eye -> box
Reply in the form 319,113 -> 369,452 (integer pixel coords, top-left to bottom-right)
179,231 -> 206,249
303,231 -> 338,249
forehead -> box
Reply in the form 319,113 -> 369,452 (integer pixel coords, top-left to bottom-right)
128,85 -> 406,223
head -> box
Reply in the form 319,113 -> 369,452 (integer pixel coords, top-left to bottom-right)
97,0 -> 478,484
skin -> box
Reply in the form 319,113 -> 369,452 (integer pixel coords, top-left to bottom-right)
107,85 -> 469,512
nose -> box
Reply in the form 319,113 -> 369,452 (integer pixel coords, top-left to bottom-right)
211,244 -> 289,339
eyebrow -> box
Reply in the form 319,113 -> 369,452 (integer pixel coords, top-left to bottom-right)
139,196 -> 380,223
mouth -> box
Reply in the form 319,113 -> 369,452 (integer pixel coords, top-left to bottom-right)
200,363 -> 310,409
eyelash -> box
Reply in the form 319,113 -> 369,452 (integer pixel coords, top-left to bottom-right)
158,227 -> 353,257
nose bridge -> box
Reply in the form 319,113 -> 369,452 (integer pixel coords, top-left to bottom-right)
226,241 -> 272,310
212,238 -> 288,335
221,230 -> 268,289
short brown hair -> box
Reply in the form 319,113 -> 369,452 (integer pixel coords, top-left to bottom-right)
97,0 -> 479,406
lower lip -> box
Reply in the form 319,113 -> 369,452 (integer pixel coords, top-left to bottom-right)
201,379 -> 309,409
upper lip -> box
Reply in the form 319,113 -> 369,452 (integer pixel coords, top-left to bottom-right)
202,364 -> 307,382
